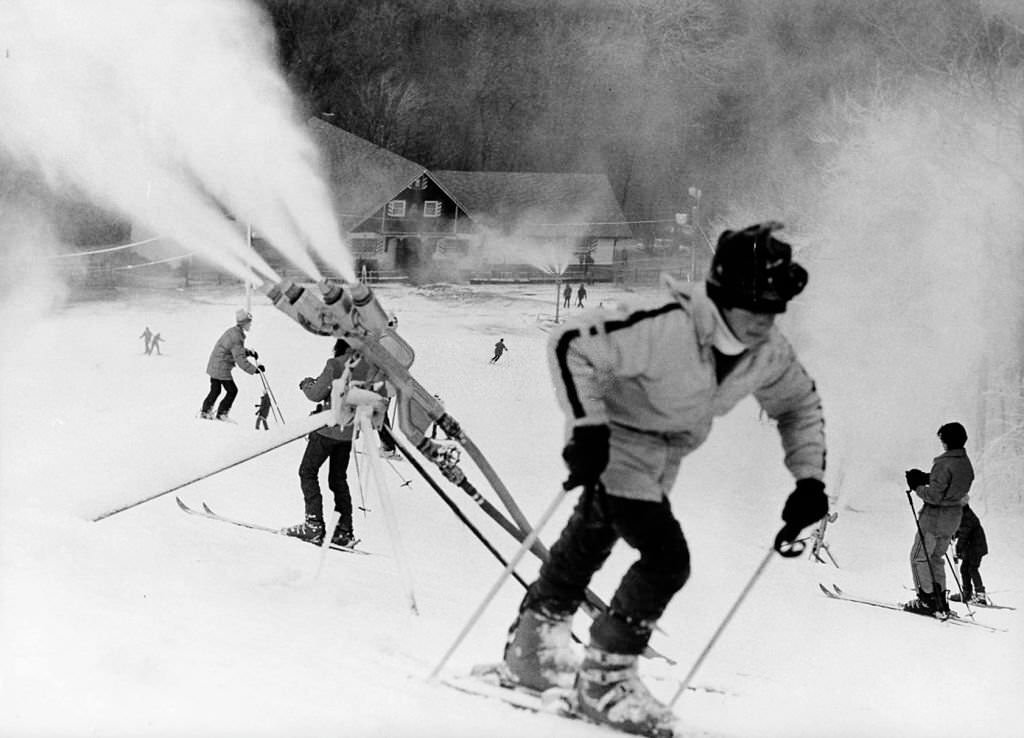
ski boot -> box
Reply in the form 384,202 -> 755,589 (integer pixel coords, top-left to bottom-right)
331,521 -> 357,548
199,408 -> 215,420
502,605 -> 581,692
575,646 -> 677,737
970,590 -> 990,606
282,514 -> 325,545
902,589 -> 938,617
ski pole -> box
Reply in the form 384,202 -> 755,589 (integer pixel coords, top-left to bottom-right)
358,411 -> 419,615
258,369 -> 285,424
903,489 -> 944,606
668,546 -> 775,707
427,482 -> 572,681
944,551 -> 976,618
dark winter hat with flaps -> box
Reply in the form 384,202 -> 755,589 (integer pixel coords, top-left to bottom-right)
705,221 -> 808,314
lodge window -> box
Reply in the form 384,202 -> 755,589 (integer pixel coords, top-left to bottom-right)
386,200 -> 406,217
423,201 -> 442,218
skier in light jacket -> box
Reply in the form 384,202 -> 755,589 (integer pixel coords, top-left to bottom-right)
502,221 -> 827,736
199,309 -> 261,421
903,422 -> 974,616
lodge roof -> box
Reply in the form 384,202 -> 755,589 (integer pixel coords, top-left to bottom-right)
310,118 -> 631,239
308,117 -> 426,229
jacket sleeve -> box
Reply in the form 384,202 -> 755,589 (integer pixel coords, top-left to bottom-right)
302,359 -> 340,403
915,459 -> 953,505
547,308 -> 655,426
753,339 -> 826,481
230,331 -> 259,375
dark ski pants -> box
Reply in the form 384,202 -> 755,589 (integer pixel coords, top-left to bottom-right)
202,378 -> 238,416
958,555 -> 985,598
526,485 -> 690,655
299,433 -> 354,531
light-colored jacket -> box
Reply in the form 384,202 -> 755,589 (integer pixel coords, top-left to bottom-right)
916,448 -> 973,508
548,279 -> 825,500
206,325 -> 258,381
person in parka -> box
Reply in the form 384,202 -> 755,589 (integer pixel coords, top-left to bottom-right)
282,338 -> 370,548
903,421 -> 974,616
950,502 -> 989,605
200,309 -> 262,420
501,221 -> 827,736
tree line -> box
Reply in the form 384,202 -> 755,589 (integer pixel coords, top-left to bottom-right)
260,0 -> 1024,236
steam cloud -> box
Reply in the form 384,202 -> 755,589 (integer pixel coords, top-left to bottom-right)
0,0 -> 354,286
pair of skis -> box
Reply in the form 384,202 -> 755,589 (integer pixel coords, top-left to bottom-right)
819,583 -> 1007,632
442,663 -> 685,738
175,497 -> 369,555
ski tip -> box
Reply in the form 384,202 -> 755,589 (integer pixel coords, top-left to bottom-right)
175,496 -> 191,511
202,502 -> 215,515
818,583 -> 836,597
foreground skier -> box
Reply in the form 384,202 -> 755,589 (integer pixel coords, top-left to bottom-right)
502,222 -> 828,736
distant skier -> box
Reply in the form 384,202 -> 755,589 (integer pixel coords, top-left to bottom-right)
199,309 -> 262,421
150,332 -> 164,356
500,221 -> 826,736
903,422 -> 974,617
949,502 -> 989,605
489,338 -> 508,363
254,393 -> 271,430
283,338 -> 371,548
139,326 -> 153,355
562,283 -> 571,308
576,283 -> 587,308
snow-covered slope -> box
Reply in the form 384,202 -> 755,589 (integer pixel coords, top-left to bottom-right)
1,283 -> 1020,738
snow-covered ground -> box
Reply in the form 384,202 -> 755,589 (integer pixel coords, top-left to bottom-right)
0,281 -> 1020,738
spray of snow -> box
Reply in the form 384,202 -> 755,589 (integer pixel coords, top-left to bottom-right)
793,83 -> 1024,510
0,0 -> 355,287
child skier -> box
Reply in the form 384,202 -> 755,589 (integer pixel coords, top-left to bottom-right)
949,502 -> 989,605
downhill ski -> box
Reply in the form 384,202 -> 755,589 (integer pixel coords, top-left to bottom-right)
176,497 -> 370,555
819,584 -> 1005,632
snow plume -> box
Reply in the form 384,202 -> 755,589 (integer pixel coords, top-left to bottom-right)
797,82 -> 1024,508
0,167 -> 70,328
0,0 -> 354,286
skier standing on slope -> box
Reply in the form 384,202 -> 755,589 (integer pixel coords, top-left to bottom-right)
903,422 -> 974,617
282,338 -> 369,548
501,221 -> 827,736
199,309 -> 262,421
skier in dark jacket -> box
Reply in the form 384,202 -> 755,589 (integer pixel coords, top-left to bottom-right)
501,222 -> 827,736
282,339 -> 369,548
490,338 -> 508,363
949,503 -> 989,605
200,309 -> 262,421
563,283 -> 572,308
576,283 -> 587,307
903,422 -> 974,616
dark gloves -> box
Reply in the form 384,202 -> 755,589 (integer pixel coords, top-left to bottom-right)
562,424 -> 610,490
905,468 -> 929,490
774,478 -> 828,556
246,349 -> 259,360
257,364 -> 266,373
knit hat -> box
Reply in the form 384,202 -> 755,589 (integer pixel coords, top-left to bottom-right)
236,309 -> 253,324
705,221 -> 807,314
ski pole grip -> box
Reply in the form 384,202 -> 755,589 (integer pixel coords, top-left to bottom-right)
773,524 -> 806,557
